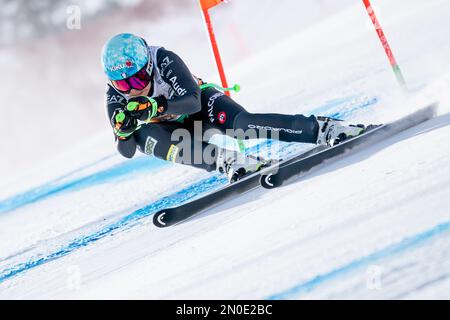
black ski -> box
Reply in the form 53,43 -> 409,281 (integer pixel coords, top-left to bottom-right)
153,145 -> 326,227
260,103 -> 437,189
153,103 -> 437,227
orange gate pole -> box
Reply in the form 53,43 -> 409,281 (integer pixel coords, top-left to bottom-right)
199,0 -> 230,96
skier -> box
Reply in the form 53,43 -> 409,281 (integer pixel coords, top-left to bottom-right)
102,33 -> 365,182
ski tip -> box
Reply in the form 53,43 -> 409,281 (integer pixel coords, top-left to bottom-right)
260,173 -> 281,189
153,210 -> 169,228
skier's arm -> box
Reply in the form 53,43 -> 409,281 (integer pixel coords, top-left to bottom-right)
155,49 -> 201,115
105,85 -> 137,158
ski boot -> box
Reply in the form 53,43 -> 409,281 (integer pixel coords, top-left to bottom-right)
216,148 -> 270,183
316,116 -> 366,146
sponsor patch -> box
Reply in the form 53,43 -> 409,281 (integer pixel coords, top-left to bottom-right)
218,111 -> 227,124
109,61 -> 133,72
166,144 -> 179,163
160,56 -> 173,76
207,92 -> 224,123
144,136 -> 158,155
107,94 -> 125,104
169,76 -> 187,96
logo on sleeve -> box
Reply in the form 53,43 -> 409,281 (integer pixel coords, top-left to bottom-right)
169,76 -> 187,96
160,56 -> 173,77
166,144 -> 179,162
144,136 -> 158,155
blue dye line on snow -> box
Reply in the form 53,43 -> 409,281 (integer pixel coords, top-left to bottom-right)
267,220 -> 450,300
0,156 -> 167,214
0,174 -> 228,284
0,154 -> 115,212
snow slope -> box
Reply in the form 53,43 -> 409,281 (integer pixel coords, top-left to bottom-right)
1,0 -> 450,299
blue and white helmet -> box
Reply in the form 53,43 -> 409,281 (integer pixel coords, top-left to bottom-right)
101,33 -> 150,80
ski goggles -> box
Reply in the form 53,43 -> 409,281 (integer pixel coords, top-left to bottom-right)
111,63 -> 152,94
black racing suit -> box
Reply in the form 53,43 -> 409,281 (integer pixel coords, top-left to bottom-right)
105,47 -> 320,171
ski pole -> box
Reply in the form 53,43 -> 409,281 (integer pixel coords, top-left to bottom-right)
199,82 -> 241,93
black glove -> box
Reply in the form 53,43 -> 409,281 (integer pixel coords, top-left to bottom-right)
126,96 -> 167,122
111,109 -> 138,140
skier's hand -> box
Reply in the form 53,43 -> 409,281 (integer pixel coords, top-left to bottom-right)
111,109 -> 138,140
126,96 -> 166,122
